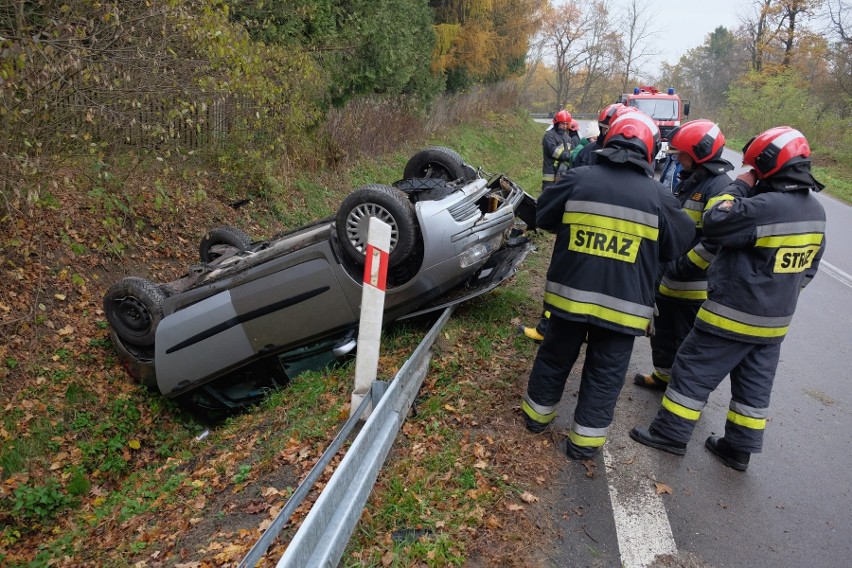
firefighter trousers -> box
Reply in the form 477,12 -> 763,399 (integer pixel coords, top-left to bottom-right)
648,295 -> 701,384
523,317 -> 635,457
650,326 -> 781,453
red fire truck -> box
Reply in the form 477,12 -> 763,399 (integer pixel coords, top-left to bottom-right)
618,86 -> 690,166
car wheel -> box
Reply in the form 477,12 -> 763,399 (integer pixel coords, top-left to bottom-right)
336,184 -> 417,268
403,146 -> 477,182
199,226 -> 252,263
103,277 -> 166,347
109,329 -> 158,391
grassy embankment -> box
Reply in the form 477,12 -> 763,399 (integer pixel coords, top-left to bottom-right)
0,110 -> 561,567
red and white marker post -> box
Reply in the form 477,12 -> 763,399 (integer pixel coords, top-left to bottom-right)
350,217 -> 391,418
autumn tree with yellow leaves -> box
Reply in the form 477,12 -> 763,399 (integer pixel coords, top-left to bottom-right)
430,0 -> 547,91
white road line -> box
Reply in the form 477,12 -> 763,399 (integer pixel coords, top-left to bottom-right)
604,446 -> 678,568
821,260 -> 852,290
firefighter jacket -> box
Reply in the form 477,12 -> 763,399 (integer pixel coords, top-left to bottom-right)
542,127 -> 574,183
697,169 -> 826,345
657,162 -> 734,304
536,160 -> 696,336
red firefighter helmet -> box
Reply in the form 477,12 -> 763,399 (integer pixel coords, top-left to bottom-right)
553,110 -> 572,125
742,126 -> 811,179
598,104 -> 639,138
603,112 -> 661,164
668,119 -> 725,164
614,105 -> 640,119
597,103 -> 625,126
569,119 -> 579,132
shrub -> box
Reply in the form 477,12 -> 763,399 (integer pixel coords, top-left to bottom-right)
11,479 -> 74,523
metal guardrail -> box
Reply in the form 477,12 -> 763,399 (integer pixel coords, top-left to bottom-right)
238,306 -> 455,567
237,392 -> 374,567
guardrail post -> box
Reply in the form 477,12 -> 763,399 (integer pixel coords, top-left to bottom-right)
351,217 -> 391,419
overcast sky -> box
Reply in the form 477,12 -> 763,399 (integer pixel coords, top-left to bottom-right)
647,0 -> 747,67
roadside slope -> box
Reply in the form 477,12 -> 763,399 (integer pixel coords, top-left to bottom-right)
1,111 -> 576,566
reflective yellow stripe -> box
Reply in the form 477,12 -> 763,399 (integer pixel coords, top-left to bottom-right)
658,284 -> 707,300
662,395 -> 701,421
755,233 -> 824,248
562,212 -> 659,240
727,410 -> 767,430
544,291 -> 649,332
697,307 -> 789,338
705,193 -> 736,211
522,400 -> 555,424
687,248 -> 711,269
684,208 -> 702,224
568,430 -> 607,448
542,174 -> 555,181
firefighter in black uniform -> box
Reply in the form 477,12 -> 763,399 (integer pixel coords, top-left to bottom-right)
634,120 -> 734,391
630,127 -> 826,471
541,110 -> 574,191
522,110 -> 575,344
520,103 -> 641,343
521,113 -> 695,460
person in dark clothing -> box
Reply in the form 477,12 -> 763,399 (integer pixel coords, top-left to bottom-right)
520,104 -> 640,343
521,112 -> 695,460
541,110 -> 574,191
633,120 -> 734,391
570,122 -> 600,164
659,152 -> 682,190
630,126 -> 826,471
567,119 -> 582,149
572,134 -> 600,168
521,110 -> 574,344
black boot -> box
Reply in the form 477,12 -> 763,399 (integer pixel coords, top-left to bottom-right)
523,413 -> 550,434
633,372 -> 668,391
705,436 -> 750,471
566,440 -> 599,460
629,426 -> 687,455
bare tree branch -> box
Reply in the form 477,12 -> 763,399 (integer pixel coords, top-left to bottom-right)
618,0 -> 661,90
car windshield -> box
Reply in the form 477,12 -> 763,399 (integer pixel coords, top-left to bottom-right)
630,98 -> 678,121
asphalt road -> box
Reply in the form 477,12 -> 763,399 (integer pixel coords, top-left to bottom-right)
532,119 -> 852,567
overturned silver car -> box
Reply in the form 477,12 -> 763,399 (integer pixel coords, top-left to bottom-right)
104,147 -> 536,413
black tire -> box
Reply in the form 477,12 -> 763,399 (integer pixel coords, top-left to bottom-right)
103,277 -> 166,347
109,329 -> 158,391
199,226 -> 252,263
336,184 -> 417,268
403,146 -> 477,182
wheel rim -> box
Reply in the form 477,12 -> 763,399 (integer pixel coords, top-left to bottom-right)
115,296 -> 154,337
345,203 -> 399,254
